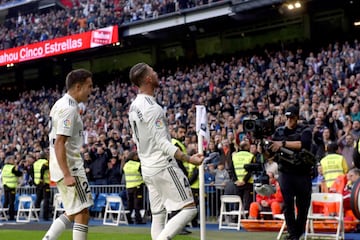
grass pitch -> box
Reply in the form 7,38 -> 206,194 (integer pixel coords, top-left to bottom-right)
0,225 -> 279,240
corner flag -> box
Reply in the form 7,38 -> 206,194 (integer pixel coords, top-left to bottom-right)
195,105 -> 210,143
195,105 -> 209,240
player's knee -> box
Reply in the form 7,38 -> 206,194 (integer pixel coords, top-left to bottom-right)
182,207 -> 197,219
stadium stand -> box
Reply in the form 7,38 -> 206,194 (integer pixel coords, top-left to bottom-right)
0,0 -> 359,226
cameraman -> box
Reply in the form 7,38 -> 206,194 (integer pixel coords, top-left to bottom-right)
270,105 -> 313,240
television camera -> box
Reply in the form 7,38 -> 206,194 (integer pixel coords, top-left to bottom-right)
242,111 -> 275,140
242,111 -> 278,196
244,162 -> 275,197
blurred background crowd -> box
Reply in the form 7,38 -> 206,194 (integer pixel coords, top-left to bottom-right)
0,0 -> 224,49
0,37 -> 360,187
0,0 -> 360,224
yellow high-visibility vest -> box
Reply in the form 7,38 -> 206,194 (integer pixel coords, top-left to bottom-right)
171,138 -> 187,154
321,154 -> 346,188
33,159 -> 50,184
1,164 -> 18,188
123,160 -> 144,188
232,151 -> 254,183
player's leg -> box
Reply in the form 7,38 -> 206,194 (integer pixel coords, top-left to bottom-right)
155,165 -> 197,240
42,176 -> 93,240
42,213 -> 72,240
71,176 -> 93,240
42,180 -> 73,240
73,208 -> 90,240
143,175 -> 167,240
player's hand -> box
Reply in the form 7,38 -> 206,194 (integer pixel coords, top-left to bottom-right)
64,175 -> 76,187
189,153 -> 204,166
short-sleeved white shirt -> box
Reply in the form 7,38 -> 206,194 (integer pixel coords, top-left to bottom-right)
129,94 -> 178,177
49,93 -> 86,182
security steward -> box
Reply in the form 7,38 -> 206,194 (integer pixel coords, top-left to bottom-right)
270,105 -> 313,240
1,155 -> 22,220
32,151 -> 50,221
123,151 -> 145,224
320,142 -> 348,191
230,140 -> 256,211
171,125 -> 193,233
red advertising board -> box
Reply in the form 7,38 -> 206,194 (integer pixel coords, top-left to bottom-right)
0,25 -> 118,67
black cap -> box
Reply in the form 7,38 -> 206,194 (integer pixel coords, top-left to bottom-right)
285,106 -> 299,117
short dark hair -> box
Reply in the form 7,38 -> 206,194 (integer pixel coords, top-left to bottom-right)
174,125 -> 187,133
65,69 -> 92,90
129,62 -> 149,87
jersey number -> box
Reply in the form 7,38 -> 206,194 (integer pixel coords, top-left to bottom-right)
82,181 -> 91,194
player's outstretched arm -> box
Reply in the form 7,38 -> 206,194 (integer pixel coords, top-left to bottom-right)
174,149 -> 204,166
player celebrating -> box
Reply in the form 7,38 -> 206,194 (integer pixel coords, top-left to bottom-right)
128,62 -> 204,240
43,69 -> 94,240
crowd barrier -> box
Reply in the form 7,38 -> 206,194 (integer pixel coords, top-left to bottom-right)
2,184 -> 224,222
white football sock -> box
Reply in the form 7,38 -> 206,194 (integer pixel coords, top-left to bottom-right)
42,214 -> 72,240
151,209 -> 166,240
73,223 -> 88,240
156,207 -> 197,240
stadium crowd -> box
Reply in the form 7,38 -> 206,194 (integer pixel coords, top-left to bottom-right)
0,0 -> 224,49
1,37 -> 360,221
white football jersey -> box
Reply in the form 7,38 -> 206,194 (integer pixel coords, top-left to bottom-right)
48,93 -> 86,181
129,94 -> 178,177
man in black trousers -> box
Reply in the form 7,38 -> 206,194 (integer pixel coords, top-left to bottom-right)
270,105 -> 313,240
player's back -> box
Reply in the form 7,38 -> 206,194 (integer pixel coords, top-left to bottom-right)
129,94 -> 178,177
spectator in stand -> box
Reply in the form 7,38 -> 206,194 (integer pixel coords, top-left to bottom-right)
219,138 -> 235,180
82,151 -> 95,185
312,164 -> 325,193
106,156 -> 122,185
338,133 -> 355,168
204,164 -> 216,219
210,161 -> 230,213
351,120 -> 360,140
91,142 -> 110,185
313,127 -> 333,162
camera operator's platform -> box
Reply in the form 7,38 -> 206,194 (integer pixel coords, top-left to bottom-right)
241,218 -> 359,232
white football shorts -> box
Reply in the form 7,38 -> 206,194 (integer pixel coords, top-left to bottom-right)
143,165 -> 194,213
56,176 -> 94,215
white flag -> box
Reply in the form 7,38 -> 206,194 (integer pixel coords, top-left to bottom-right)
195,105 -> 210,143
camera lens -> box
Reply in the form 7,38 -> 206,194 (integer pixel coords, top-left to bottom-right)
244,120 -> 255,132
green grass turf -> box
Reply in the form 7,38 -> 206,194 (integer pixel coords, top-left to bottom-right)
0,226 -> 279,240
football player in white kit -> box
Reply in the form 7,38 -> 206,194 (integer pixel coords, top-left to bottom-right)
128,63 -> 204,240
43,69 -> 93,240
